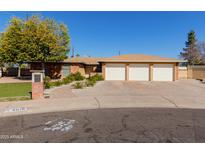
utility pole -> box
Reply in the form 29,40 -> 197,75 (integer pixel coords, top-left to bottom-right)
118,50 -> 121,56
71,47 -> 75,58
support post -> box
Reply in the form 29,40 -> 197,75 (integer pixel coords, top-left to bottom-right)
125,64 -> 129,81
149,63 -> 153,81
31,70 -> 44,100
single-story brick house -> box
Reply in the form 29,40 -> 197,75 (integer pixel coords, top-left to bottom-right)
29,54 -> 185,81
29,57 -> 102,79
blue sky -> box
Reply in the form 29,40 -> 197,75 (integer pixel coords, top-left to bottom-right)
1,11 -> 205,58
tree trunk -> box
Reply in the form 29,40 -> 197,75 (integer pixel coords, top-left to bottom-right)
0,67 -> 2,78
17,64 -> 21,78
42,62 -> 45,77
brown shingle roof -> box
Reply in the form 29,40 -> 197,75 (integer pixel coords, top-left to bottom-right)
64,57 -> 101,65
64,54 -> 185,64
98,54 -> 185,62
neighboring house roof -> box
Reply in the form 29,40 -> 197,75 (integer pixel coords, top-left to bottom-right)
63,54 -> 186,65
98,54 -> 186,63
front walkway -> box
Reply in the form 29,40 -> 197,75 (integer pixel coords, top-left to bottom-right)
0,77 -> 31,83
46,85 -> 76,99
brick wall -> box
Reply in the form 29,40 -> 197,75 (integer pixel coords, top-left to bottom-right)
70,64 -> 85,76
85,65 -> 98,77
70,64 -> 80,74
32,82 -> 44,99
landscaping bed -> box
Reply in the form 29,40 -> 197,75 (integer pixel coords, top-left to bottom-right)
44,72 -> 103,89
72,74 -> 103,89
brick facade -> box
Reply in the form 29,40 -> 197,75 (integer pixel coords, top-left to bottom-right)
30,63 -> 94,79
70,64 -> 80,74
32,82 -> 44,100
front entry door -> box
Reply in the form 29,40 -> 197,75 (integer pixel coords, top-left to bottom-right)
61,64 -> 70,77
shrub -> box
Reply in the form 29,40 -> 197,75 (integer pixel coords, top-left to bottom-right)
54,80 -> 63,87
89,74 -> 103,81
62,77 -> 72,84
71,72 -> 85,81
49,82 -> 56,87
44,76 -> 51,89
45,82 -> 52,89
85,80 -> 96,87
72,82 -> 84,89
66,75 -> 75,81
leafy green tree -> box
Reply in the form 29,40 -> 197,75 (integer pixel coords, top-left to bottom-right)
0,17 -> 25,77
22,16 -> 70,76
0,15 -> 70,77
0,33 -> 3,66
180,30 -> 202,65
0,33 -> 3,77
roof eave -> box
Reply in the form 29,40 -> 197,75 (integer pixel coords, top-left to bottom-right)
98,60 -> 187,63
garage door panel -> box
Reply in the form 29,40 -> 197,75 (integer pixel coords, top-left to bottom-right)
153,64 -> 173,81
129,64 -> 149,81
105,64 -> 125,80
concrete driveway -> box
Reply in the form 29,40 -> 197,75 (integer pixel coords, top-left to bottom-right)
1,79 -> 205,118
72,80 -> 205,109
73,80 -> 205,97
0,80 -> 205,143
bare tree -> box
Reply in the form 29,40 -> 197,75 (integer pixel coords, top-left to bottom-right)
180,30 -> 202,65
197,41 -> 205,64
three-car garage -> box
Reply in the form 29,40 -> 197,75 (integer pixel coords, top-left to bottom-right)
104,63 -> 175,81
100,54 -> 183,81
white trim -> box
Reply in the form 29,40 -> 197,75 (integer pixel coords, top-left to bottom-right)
32,73 -> 43,83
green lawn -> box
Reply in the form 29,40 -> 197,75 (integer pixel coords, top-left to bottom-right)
0,83 -> 31,98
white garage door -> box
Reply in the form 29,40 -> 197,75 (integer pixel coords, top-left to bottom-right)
153,64 -> 173,81
105,64 -> 125,80
129,64 -> 149,81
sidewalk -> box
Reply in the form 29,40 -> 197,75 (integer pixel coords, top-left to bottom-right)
0,97 -> 98,117
0,77 -> 31,83
1,94 -> 205,118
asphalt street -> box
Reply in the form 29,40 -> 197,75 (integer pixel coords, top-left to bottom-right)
0,107 -> 205,143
